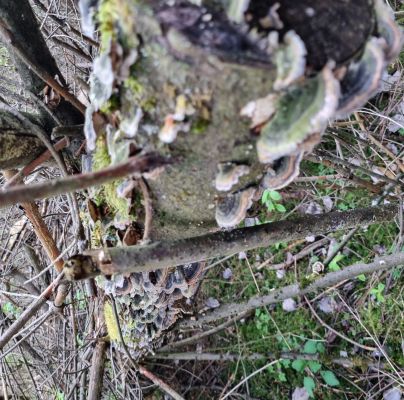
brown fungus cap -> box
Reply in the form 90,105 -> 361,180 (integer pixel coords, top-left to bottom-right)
215,187 -> 256,228
261,152 -> 303,191
337,37 -> 385,117
215,162 -> 250,192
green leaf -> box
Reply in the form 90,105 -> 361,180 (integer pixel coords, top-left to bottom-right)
292,359 -> 306,372
329,253 -> 344,271
269,190 -> 282,201
357,274 -> 366,282
321,370 -> 340,387
281,359 -> 291,368
278,372 -> 287,382
275,203 -> 287,213
308,361 -> 322,373
316,342 -> 326,354
303,376 -> 316,398
303,340 -> 318,354
267,200 -> 275,212
262,190 -> 270,204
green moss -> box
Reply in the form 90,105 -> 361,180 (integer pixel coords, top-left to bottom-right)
92,137 -> 130,220
191,117 -> 210,134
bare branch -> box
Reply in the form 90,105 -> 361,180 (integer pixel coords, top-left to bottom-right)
181,252 -> 404,327
0,154 -> 167,208
66,205 -> 398,279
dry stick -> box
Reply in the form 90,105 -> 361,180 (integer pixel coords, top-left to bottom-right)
354,112 -> 404,174
137,366 -> 185,400
137,177 -> 152,242
181,252 -> 404,327
0,103 -> 81,232
32,0 -> 99,48
3,137 -> 70,188
0,273 -> 64,351
109,296 -> 185,400
78,205 -> 398,279
0,153 -> 166,208
267,237 -> 330,271
315,151 -> 403,187
87,341 -> 109,400
157,313 -> 249,353
303,296 -> 376,352
323,228 -> 358,268
3,170 -> 64,273
151,352 -> 381,369
0,22 -> 86,114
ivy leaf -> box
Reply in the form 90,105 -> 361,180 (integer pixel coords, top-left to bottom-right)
269,190 -> 282,201
321,370 -> 340,387
308,361 -> 322,373
303,376 -> 315,398
281,359 -> 291,368
303,340 -> 318,354
292,359 -> 306,372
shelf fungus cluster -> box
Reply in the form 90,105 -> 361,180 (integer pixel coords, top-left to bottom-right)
213,0 -> 402,228
101,262 -> 204,356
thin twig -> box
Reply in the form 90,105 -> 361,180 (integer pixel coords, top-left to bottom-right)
304,296 -> 376,351
0,153 -> 167,208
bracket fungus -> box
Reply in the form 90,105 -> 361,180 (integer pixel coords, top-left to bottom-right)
215,187 -> 256,228
256,64 -> 340,164
261,152 -> 303,190
215,162 -> 250,192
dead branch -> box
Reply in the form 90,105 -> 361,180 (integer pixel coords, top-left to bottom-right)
0,21 -> 86,114
87,340 -> 109,400
150,351 -> 383,369
0,273 -> 64,351
0,153 -> 167,208
181,252 -> 404,327
68,204 -> 398,279
3,170 -> 64,272
4,137 -> 70,188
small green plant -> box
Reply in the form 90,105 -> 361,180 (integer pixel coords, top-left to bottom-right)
291,340 -> 340,398
370,283 -> 385,303
328,252 -> 344,271
1,302 -> 21,318
262,189 -> 286,213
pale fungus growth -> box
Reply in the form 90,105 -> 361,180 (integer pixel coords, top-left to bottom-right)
273,30 -> 307,91
240,93 -> 278,129
257,64 -> 340,164
215,187 -> 256,228
215,162 -> 250,192
158,114 -> 189,143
